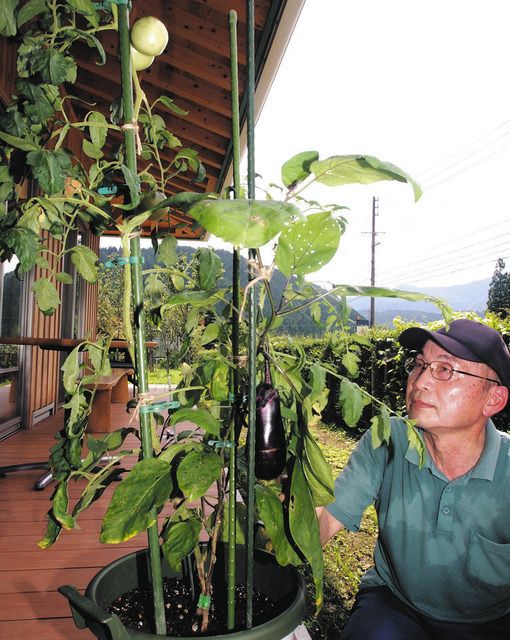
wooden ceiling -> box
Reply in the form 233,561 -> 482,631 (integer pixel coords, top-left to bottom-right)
70,0 -> 293,239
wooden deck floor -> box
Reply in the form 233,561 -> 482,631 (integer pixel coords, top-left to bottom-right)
0,395 -> 179,639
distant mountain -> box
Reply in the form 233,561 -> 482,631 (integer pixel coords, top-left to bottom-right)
100,245 -> 367,335
354,278 -> 491,326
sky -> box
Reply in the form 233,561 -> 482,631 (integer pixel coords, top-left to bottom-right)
238,0 -> 510,291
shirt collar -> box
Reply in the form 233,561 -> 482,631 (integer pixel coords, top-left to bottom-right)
404,419 -> 501,481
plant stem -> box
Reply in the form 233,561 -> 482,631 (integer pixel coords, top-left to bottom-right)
117,4 -> 166,634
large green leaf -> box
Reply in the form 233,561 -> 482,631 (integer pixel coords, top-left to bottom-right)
189,199 -> 299,248
169,408 -> 221,437
275,211 -> 341,277
328,284 -> 452,324
101,458 -> 172,543
32,48 -> 77,85
219,501 -> 248,545
87,428 -> 136,455
338,379 -> 364,427
87,111 -> 108,149
32,277 -> 61,315
26,148 -> 72,195
281,150 -> 319,188
71,245 -> 98,283
160,290 -> 219,312
198,248 -> 222,290
17,0 -> 45,27
61,346 -> 81,393
310,155 -> 422,202
211,360 -> 229,401
176,450 -> 223,501
52,481 -> 76,530
153,96 -> 189,116
255,484 -> 301,566
199,322 -> 220,346
342,350 -> 360,377
120,164 -> 141,209
0,0 -> 19,37
370,406 -> 391,449
3,226 -> 38,273
38,513 -> 62,549
0,130 -> 38,151
289,459 -> 324,611
82,138 -> 103,160
156,235 -> 178,267
161,518 -> 201,571
302,432 -> 334,507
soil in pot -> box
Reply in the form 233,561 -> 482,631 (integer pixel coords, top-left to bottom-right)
108,576 -> 279,636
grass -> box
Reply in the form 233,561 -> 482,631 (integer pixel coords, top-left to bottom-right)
303,423 -> 378,639
147,366 -> 181,386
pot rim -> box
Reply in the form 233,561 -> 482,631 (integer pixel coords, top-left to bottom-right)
85,545 -> 307,640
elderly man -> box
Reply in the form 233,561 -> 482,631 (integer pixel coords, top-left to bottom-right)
317,319 -> 510,639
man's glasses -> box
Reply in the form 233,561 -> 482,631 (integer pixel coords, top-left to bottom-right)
404,357 -> 500,384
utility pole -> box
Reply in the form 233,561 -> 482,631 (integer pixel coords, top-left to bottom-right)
370,196 -> 379,327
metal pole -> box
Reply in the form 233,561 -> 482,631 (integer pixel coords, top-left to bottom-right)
117,4 -> 166,635
245,0 -> 256,629
370,196 -> 378,327
228,9 -> 241,631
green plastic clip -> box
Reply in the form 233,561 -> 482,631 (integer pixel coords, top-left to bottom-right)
139,401 -> 181,414
197,594 -> 211,610
104,256 -> 145,268
97,185 -> 118,196
207,439 -> 235,450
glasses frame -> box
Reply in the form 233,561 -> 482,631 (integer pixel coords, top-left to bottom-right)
404,356 -> 500,384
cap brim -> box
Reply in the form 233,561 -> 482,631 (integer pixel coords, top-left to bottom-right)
398,327 -> 482,363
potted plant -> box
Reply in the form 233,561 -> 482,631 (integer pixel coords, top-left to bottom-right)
0,2 -> 450,639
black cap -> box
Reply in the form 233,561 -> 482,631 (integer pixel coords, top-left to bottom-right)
399,319 -> 510,388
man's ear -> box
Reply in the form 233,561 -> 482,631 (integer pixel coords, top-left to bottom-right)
483,385 -> 509,417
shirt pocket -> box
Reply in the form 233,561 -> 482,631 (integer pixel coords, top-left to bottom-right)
465,530 -> 510,594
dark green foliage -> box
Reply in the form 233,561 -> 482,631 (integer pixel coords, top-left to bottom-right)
487,258 -> 510,318
1,270 -> 21,336
272,319 -> 510,435
99,245 -> 365,337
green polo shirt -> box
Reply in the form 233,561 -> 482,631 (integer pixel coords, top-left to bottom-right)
326,417 -> 510,623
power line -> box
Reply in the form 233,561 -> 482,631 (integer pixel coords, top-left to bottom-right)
415,118 -> 510,180
379,236 -> 510,280
376,220 -> 510,278
383,249 -> 508,287
399,255 -> 509,286
423,142 -> 510,191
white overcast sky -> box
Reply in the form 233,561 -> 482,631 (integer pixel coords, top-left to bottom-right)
244,0 -> 510,289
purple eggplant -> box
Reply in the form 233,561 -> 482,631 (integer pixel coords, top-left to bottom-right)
255,360 -> 286,480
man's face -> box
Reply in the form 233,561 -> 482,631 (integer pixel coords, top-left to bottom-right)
405,340 -> 496,434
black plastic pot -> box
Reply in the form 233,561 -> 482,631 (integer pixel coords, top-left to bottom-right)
59,544 -> 307,640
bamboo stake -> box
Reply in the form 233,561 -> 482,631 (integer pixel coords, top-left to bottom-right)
245,0 -> 257,629
228,9 -> 241,632
117,4 -> 166,635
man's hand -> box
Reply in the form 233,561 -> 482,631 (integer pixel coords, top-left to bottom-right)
316,506 -> 345,545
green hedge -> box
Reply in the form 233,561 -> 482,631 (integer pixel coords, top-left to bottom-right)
271,312 -> 510,434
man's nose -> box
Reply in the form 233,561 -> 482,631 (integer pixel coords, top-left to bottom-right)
412,364 -> 433,388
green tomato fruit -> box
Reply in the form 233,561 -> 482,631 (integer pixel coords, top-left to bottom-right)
130,45 -> 154,71
130,16 -> 169,57
140,190 -> 169,222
